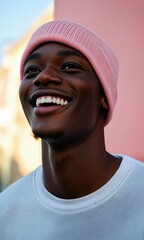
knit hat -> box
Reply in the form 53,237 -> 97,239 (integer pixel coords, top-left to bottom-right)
20,20 -> 119,125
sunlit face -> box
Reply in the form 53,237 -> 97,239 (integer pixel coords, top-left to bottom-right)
19,43 -> 105,147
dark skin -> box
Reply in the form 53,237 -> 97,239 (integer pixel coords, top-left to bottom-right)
19,43 -> 121,199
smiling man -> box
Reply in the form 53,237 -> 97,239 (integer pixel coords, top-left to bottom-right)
1,20 -> 144,239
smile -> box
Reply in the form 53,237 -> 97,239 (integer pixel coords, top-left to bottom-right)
36,96 -> 68,107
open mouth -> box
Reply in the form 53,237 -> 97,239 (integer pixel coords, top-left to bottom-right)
30,90 -> 73,115
36,96 -> 69,107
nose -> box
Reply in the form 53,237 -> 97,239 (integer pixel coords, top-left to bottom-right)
33,65 -> 62,87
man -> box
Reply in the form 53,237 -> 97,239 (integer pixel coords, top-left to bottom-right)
1,20 -> 144,239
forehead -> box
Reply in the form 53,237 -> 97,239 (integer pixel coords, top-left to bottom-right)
24,42 -> 88,65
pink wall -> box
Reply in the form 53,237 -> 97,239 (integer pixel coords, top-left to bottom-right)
54,0 -> 144,161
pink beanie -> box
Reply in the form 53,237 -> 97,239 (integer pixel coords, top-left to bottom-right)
20,20 -> 118,125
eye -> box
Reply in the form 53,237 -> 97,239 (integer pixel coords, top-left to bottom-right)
23,65 -> 41,78
61,62 -> 83,73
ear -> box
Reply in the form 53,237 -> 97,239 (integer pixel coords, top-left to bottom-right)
101,97 -> 109,111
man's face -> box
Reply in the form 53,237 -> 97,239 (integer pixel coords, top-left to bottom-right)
19,43 -> 105,147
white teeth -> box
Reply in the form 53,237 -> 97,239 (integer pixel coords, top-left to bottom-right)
52,97 -> 56,103
36,96 -> 68,107
36,98 -> 40,106
41,97 -> 45,103
64,100 -> 68,105
56,98 -> 60,105
60,99 -> 64,105
47,96 -> 51,103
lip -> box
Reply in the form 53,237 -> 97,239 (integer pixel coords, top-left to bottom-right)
33,104 -> 70,115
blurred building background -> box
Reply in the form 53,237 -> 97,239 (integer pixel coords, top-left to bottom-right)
0,1 -> 54,191
0,0 -> 144,192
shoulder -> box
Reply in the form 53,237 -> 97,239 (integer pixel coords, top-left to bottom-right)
118,154 -> 144,190
0,166 -> 41,212
116,154 -> 144,170
114,154 -> 144,190
129,155 -> 144,182
1,170 -> 33,197
123,154 -> 144,171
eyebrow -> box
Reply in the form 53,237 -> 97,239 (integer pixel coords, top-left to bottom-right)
24,48 -> 87,67
24,52 -> 41,66
58,50 -> 87,60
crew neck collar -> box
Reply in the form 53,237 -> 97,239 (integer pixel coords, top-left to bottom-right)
33,155 -> 136,213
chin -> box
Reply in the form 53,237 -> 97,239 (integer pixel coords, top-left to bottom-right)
32,127 -> 62,142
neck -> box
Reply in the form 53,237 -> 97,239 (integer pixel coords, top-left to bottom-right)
41,128 -> 121,199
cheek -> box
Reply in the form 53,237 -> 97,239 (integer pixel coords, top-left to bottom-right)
77,81 -> 101,110
19,80 -> 31,103
19,82 -> 31,116
19,81 -> 25,101
81,86 -> 102,122
71,89 -> 101,129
